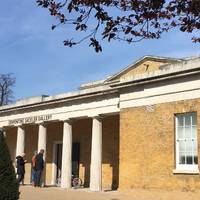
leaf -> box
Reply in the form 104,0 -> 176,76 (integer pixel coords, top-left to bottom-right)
108,33 -> 116,41
125,27 -> 132,34
51,25 -> 56,30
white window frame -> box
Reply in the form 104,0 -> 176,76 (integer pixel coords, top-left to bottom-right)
175,112 -> 198,172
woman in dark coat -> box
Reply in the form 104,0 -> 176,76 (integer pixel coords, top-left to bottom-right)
16,153 -> 26,185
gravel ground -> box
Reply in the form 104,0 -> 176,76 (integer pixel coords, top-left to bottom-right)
20,186 -> 200,200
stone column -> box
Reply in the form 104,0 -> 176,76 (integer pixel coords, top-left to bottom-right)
16,126 -> 25,157
61,120 -> 72,189
38,123 -> 47,186
90,116 -> 102,191
38,123 -> 47,160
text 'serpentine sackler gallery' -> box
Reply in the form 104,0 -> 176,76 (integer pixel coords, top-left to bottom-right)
1,55 -> 200,191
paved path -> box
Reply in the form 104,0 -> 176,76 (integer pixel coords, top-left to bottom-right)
20,186 -> 200,200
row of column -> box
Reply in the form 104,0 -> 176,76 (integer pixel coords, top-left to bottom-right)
16,124 -> 47,161
11,116 -> 102,191
61,117 -> 102,191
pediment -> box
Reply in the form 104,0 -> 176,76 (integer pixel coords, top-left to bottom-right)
105,56 -> 181,83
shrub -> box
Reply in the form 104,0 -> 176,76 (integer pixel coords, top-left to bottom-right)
0,131 -> 19,200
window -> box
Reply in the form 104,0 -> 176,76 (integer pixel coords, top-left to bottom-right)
175,112 -> 198,171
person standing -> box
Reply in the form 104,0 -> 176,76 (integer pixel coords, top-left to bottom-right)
34,149 -> 44,187
31,150 -> 37,186
16,153 -> 27,185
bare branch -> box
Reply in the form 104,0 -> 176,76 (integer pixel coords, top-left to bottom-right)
0,74 -> 15,106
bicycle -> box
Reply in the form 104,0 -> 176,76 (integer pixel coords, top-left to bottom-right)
56,174 -> 82,188
71,174 -> 82,188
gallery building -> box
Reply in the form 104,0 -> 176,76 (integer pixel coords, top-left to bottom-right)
1,55 -> 200,191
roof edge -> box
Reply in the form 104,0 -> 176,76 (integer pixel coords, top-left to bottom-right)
104,55 -> 183,83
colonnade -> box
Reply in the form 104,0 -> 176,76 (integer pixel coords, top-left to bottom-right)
4,116 -> 102,191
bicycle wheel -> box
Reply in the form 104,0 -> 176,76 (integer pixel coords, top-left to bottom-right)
56,177 -> 61,187
72,177 -> 82,188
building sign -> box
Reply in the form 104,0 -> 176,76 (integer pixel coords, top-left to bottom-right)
8,114 -> 52,126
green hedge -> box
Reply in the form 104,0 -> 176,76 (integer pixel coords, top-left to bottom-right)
0,131 -> 19,200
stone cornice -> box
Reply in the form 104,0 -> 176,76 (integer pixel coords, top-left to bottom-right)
0,88 -> 118,113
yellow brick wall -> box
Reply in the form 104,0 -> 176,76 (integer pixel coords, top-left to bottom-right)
119,98 -> 200,191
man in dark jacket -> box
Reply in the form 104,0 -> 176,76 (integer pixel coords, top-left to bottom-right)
34,149 -> 44,187
16,153 -> 26,185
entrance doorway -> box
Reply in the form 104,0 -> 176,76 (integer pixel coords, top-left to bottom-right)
53,142 -> 80,185
55,143 -> 62,181
72,143 -> 80,177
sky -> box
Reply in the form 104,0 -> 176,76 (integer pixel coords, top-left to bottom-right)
0,0 -> 199,101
